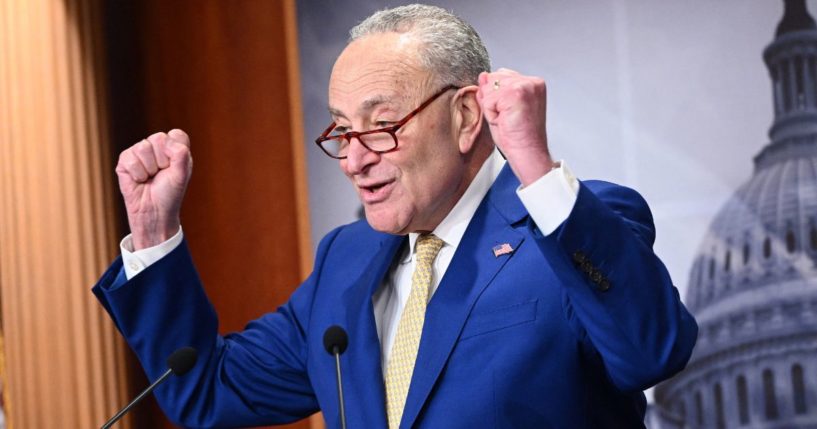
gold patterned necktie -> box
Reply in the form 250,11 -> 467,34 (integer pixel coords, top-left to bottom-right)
385,234 -> 445,429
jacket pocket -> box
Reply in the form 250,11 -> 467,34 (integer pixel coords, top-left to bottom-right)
460,299 -> 538,341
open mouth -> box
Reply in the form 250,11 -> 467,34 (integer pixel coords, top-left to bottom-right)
359,180 -> 395,202
363,182 -> 389,193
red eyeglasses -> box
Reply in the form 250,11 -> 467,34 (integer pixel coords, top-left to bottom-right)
315,85 -> 459,159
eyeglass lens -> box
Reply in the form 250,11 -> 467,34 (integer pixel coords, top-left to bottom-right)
325,130 -> 397,158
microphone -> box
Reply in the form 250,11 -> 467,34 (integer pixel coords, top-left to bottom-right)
101,346 -> 198,429
323,325 -> 349,429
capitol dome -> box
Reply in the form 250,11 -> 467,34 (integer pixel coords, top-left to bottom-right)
685,149 -> 817,316
654,1 -> 817,428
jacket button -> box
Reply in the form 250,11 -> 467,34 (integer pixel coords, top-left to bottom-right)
598,279 -> 611,292
572,251 -> 586,264
591,271 -> 603,284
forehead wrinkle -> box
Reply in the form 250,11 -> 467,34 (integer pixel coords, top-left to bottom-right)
331,52 -> 423,91
327,94 -> 401,121
335,53 -> 424,79
329,79 -> 411,119
332,65 -> 413,92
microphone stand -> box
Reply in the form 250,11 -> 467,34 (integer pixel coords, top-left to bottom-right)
100,368 -> 172,429
332,345 -> 347,429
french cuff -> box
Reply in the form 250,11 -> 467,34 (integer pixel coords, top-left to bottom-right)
120,226 -> 184,280
516,160 -> 579,236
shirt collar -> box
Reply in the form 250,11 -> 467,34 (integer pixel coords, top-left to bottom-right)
402,148 -> 506,263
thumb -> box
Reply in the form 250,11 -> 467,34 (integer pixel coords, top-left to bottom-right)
163,129 -> 191,166
167,128 -> 190,148
167,141 -> 192,172
163,134 -> 193,185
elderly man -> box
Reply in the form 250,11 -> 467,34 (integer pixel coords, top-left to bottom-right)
94,4 -> 697,428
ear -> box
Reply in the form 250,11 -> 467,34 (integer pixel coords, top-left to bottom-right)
451,86 -> 483,154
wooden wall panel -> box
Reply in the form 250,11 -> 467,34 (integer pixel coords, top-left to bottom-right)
104,0 -> 315,427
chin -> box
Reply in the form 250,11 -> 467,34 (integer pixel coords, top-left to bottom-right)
363,208 -> 406,235
366,219 -> 403,235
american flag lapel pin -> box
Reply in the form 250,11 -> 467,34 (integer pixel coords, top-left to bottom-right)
492,243 -> 514,257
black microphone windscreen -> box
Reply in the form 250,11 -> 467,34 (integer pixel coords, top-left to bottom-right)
167,346 -> 198,376
323,325 -> 349,355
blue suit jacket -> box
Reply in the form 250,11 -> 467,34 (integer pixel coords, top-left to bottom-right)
93,165 -> 697,428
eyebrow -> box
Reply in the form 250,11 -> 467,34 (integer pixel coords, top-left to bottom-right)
327,94 -> 397,120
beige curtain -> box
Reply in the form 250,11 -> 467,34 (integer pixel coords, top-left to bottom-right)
0,0 -> 130,427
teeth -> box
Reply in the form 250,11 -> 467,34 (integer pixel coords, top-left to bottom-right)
363,183 -> 386,192
359,180 -> 393,196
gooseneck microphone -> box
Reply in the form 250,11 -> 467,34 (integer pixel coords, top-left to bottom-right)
101,346 -> 198,429
323,325 -> 349,429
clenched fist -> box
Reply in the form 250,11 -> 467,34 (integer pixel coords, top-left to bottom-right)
116,129 -> 192,250
476,68 -> 555,187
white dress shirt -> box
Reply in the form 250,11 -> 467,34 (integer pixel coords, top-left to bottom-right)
120,148 -> 580,372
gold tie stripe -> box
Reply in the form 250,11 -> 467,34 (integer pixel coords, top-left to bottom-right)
385,234 -> 445,429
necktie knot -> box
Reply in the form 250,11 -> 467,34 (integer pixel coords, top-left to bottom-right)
415,234 -> 444,266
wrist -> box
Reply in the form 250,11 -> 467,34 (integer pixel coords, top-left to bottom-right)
504,148 -> 555,187
128,214 -> 180,250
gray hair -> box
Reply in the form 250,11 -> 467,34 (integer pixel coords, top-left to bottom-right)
349,4 -> 491,87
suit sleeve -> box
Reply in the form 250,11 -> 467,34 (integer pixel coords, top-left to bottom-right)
526,180 -> 698,393
92,228 -> 342,428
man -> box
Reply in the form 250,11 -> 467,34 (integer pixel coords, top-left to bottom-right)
94,4 -> 697,428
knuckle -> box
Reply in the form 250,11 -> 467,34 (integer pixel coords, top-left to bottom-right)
138,141 -> 156,158
118,149 -> 135,164
146,132 -> 167,144
509,83 -> 525,96
125,158 -> 142,171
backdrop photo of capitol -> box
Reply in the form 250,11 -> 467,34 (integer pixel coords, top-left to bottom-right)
651,0 -> 817,427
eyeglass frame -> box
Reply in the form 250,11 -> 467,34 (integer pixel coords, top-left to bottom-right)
314,84 -> 461,159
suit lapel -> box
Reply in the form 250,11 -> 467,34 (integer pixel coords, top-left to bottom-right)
400,165 -> 529,428
341,233 -> 405,428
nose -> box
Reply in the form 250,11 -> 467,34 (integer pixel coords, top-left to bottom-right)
342,136 -> 380,175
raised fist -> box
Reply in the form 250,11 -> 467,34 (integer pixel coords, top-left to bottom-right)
115,129 -> 192,250
476,68 -> 554,186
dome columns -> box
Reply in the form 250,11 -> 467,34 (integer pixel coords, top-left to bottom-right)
764,34 -> 817,143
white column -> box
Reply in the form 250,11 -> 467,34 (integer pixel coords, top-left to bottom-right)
802,56 -> 815,109
776,359 -> 793,421
788,57 -> 800,111
774,63 -> 785,115
748,366 -> 765,425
